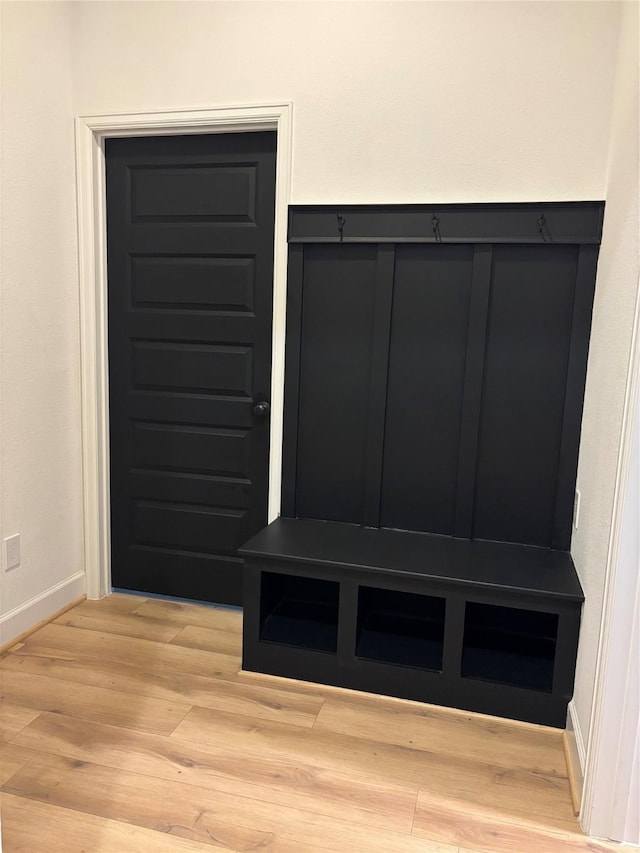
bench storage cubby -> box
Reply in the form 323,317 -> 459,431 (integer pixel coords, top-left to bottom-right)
259,572 -> 339,652
356,586 -> 446,671
241,518 -> 584,727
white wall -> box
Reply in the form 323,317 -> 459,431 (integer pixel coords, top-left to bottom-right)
0,1 -> 85,642
571,0 -> 640,751
71,1 -> 621,203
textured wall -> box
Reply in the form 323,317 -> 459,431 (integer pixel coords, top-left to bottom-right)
0,2 -> 83,627
71,1 -> 620,203
571,0 -> 640,745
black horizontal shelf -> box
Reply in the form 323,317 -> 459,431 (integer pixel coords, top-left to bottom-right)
357,614 -> 444,671
261,599 -> 338,653
240,518 -> 584,603
356,587 -> 445,671
288,202 -> 605,245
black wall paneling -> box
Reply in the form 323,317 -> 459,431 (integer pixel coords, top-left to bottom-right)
472,244 -> 578,549
293,244 -> 378,524
551,244 -> 600,550
453,246 -> 493,539
288,202 -> 604,245
363,246 -> 395,527
381,244 -> 473,535
280,244 -> 304,519
249,202 -> 604,726
282,203 -> 604,551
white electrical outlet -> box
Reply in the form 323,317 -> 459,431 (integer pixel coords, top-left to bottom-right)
4,534 -> 21,571
573,490 -> 581,529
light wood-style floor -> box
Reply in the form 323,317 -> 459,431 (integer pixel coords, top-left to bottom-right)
0,594 -> 632,852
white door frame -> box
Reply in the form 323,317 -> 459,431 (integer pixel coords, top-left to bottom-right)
75,103 -> 293,599
581,273 -> 640,844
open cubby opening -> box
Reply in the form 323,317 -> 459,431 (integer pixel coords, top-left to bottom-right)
259,571 -> 339,653
356,586 -> 446,671
461,602 -> 558,692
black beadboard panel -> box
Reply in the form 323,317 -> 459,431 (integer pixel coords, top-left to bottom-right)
473,245 -> 578,548
381,245 -> 474,534
295,245 -> 378,523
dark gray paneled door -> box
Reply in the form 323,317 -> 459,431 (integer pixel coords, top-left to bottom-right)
106,132 -> 276,605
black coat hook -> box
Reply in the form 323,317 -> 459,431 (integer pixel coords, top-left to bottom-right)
537,213 -> 552,242
432,213 -> 442,243
337,214 -> 346,242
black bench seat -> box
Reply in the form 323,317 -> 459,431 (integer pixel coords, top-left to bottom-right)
240,518 -> 583,727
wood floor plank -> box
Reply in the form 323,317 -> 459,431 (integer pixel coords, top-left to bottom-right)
4,752 -> 455,853
413,790 -> 634,853
0,700 -> 41,742
170,624 -> 243,656
0,743 -> 37,785
171,705 -> 577,830
315,694 -> 566,776
11,711 -> 418,834
67,594 -> 147,615
0,668 -> 191,735
3,752 -> 272,852
156,677 -> 324,728
0,642 -> 25,661
54,609 -> 183,643
2,646 -> 323,728
21,622 -> 240,678
132,598 -> 242,634
0,792 -> 228,852
3,594 -> 612,852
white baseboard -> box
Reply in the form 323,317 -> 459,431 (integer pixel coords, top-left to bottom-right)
565,700 -> 586,810
0,571 -> 85,646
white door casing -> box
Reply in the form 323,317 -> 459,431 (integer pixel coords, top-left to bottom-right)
75,103 -> 293,599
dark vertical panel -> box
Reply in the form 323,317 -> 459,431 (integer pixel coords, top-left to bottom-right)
551,244 -> 599,550
441,596 -> 466,679
295,245 -> 377,523
107,131 -> 276,605
337,580 -> 359,665
362,246 -> 396,527
454,246 -> 493,539
380,245 -> 474,535
280,245 -> 304,518
473,245 -> 579,548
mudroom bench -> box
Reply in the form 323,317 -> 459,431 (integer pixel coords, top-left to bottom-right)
241,202 -> 602,728
241,517 -> 583,727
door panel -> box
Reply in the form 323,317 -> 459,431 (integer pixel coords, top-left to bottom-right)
131,342 -> 253,395
130,165 -> 257,221
131,501 -> 248,555
131,423 -> 251,477
107,132 -> 276,604
131,256 -> 255,310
